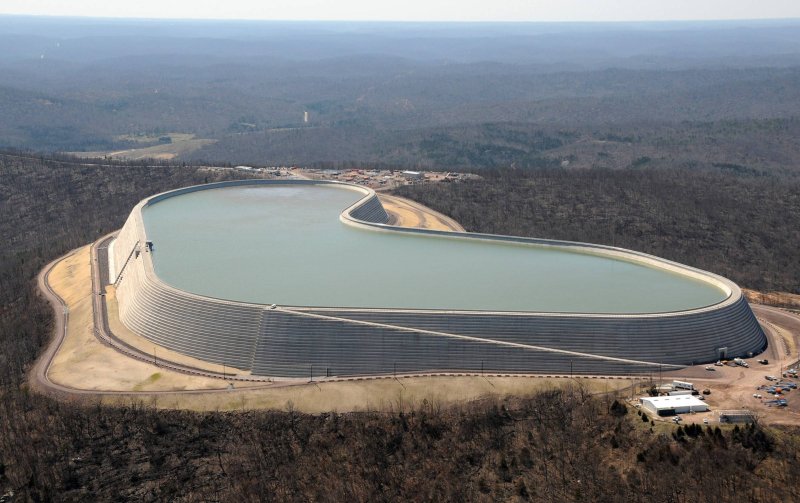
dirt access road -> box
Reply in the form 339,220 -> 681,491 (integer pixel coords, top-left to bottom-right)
34,193 -> 623,411
31,185 -> 800,419
654,304 -> 800,425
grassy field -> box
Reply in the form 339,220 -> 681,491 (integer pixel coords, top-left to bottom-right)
69,133 -> 216,160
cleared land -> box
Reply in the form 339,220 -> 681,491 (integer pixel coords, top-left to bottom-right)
70,133 -> 216,160
105,375 -> 633,413
39,189 -> 800,419
47,247 -> 631,409
41,201 -> 622,411
743,288 -> 800,310
45,245 -> 227,392
644,305 -> 800,426
379,193 -> 465,231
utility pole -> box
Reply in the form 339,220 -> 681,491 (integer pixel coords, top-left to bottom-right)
481,360 -> 484,376
570,360 -> 573,379
310,364 -> 313,383
154,347 -> 157,366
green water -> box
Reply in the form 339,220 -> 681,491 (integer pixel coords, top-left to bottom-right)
141,184 -> 728,313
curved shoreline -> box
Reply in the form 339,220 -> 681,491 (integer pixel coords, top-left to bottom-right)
130,179 -> 733,316
109,179 -> 767,377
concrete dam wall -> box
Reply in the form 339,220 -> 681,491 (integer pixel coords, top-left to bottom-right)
110,179 -> 766,377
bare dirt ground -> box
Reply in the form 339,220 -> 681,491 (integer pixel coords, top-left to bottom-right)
44,246 -> 229,392
40,195 -> 800,419
104,376 -> 633,413
379,194 -> 465,231
637,304 -> 800,426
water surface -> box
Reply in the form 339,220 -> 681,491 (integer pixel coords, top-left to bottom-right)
142,185 -> 727,313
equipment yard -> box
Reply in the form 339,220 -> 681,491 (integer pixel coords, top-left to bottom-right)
631,304 -> 800,425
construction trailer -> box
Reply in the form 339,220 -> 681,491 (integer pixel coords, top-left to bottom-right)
640,395 -> 709,417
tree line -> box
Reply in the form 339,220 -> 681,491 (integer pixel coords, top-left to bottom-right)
1,152 -> 800,500
395,166 -> 800,293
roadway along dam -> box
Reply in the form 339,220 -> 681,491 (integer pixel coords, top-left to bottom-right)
108,179 -> 766,378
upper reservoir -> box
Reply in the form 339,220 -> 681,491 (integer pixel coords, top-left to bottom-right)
141,184 -> 728,313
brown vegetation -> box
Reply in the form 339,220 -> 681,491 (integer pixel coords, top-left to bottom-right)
743,289 -> 800,310
394,167 -> 800,293
2,152 -> 800,500
3,386 -> 799,501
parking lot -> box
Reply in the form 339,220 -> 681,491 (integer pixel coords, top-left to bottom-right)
635,305 -> 800,425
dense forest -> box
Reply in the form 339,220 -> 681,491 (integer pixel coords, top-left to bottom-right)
195,116 -> 800,171
0,151 -> 799,500
3,18 -> 800,167
1,15 -> 800,501
395,167 -> 800,293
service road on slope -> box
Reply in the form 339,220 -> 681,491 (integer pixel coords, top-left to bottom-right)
31,186 -> 800,419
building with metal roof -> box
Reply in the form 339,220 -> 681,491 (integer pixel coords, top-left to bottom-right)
640,395 -> 709,416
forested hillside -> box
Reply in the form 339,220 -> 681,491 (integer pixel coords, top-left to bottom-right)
2,152 -> 800,500
2,14 -> 800,501
3,18 -> 800,167
395,167 -> 800,293
0,153 -> 247,385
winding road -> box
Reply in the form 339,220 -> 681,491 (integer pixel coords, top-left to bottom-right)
32,234 -> 652,398
30,211 -> 800,406
32,234 -> 283,397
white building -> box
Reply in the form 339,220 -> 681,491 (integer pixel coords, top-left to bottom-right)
640,395 -> 709,416
402,170 -> 424,180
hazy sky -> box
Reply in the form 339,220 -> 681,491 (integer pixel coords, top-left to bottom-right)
1,0 -> 799,22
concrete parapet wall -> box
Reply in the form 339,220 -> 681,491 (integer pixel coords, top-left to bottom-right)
110,179 -> 766,377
